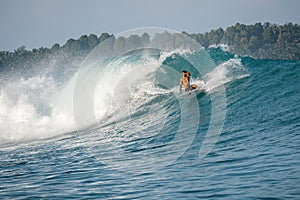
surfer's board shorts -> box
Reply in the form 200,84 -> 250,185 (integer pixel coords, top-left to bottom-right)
185,84 -> 198,91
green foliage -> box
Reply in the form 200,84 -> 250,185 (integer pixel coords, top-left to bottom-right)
188,22 -> 300,60
0,22 -> 299,73
51,43 -> 60,52
99,33 -> 111,43
0,32 -> 152,72
88,34 -> 99,49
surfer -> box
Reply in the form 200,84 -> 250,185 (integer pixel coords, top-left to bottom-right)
179,70 -> 199,93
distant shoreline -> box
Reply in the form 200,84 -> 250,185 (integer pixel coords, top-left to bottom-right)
186,22 -> 300,60
1,22 -> 299,72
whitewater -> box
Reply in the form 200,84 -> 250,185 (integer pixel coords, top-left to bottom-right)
1,29 -> 299,199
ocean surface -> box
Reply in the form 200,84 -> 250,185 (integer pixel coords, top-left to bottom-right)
1,41 -> 300,199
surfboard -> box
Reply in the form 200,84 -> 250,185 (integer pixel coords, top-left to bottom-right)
179,88 -> 206,98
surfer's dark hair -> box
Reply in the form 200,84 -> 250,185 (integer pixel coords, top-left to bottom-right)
182,70 -> 188,73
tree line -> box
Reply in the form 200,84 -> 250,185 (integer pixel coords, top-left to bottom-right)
0,22 -> 299,73
186,22 -> 300,60
0,33 -> 112,73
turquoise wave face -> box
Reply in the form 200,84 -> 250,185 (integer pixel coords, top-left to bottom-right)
1,39 -> 300,198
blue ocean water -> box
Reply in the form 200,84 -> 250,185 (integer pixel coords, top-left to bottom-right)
0,47 -> 300,199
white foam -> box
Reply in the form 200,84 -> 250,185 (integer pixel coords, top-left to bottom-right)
204,58 -> 250,91
0,76 -> 75,144
208,43 -> 231,52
